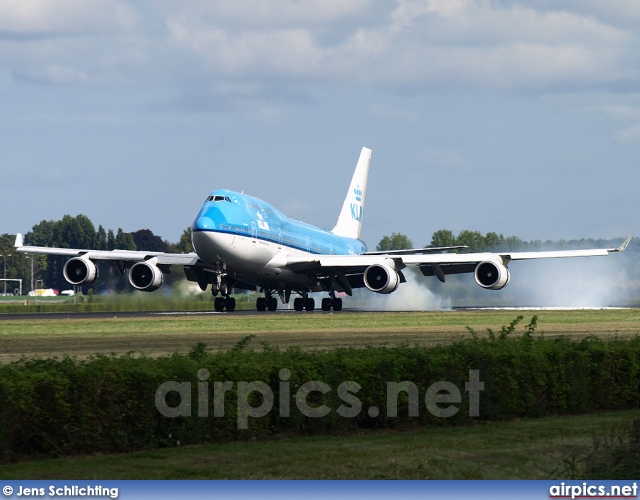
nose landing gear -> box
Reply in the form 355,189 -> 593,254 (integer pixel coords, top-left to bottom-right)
212,274 -> 235,312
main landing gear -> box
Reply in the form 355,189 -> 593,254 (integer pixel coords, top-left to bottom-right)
321,296 -> 343,312
254,290 -> 343,312
293,296 -> 315,312
256,295 -> 278,312
256,288 -> 280,312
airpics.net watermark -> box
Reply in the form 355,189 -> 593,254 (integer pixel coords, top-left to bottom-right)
155,369 -> 484,429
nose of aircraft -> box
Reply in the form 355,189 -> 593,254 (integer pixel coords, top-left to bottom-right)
193,215 -> 214,231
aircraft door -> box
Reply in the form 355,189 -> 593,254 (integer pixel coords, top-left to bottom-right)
251,221 -> 257,239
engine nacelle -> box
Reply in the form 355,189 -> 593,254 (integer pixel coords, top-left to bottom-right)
63,257 -> 98,287
129,261 -> 164,292
474,261 -> 511,290
364,263 -> 400,294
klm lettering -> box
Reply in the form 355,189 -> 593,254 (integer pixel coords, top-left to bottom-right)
350,203 -> 362,221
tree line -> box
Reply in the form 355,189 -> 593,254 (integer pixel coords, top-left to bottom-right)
377,230 -> 630,254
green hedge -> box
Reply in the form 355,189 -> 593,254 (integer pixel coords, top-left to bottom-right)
1,333 -> 640,460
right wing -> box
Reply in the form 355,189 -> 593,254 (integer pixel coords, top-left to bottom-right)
14,233 -> 209,291
14,233 -> 200,266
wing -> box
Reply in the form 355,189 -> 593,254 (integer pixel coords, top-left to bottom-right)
14,232 -> 207,291
14,233 -> 200,266
282,235 -> 632,293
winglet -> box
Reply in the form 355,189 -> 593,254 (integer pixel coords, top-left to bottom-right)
615,235 -> 633,253
14,233 -> 23,248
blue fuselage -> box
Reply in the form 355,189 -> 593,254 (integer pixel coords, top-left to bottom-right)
190,189 -> 366,290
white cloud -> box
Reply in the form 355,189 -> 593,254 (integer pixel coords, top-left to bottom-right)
0,0 -> 638,99
0,0 -> 136,37
178,0 -> 373,27
163,0 -> 637,93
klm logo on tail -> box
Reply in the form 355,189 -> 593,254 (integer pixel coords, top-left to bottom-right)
350,185 -> 363,221
332,147 -> 371,239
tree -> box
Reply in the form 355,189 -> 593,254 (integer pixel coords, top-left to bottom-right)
115,229 -> 137,250
26,214 -> 97,291
430,229 -> 456,248
107,229 -> 116,250
95,225 -> 108,251
376,233 -> 413,251
174,227 -> 194,253
455,230 -> 488,252
131,229 -> 167,252
0,234 -> 35,294
484,232 -> 504,251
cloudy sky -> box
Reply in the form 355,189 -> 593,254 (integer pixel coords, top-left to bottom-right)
1,0 -> 639,249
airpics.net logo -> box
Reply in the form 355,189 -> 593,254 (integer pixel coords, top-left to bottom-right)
549,482 -> 638,499
155,369 -> 484,429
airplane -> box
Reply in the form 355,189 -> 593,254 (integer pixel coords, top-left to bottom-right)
15,147 -> 632,312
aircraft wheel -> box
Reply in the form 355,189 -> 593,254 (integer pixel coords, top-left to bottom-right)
293,297 -> 304,311
305,298 -> 315,312
214,297 -> 225,312
225,297 -> 236,312
256,297 -> 267,311
332,298 -> 343,311
220,282 -> 229,297
211,284 -> 219,297
267,297 -> 278,311
321,298 -> 332,311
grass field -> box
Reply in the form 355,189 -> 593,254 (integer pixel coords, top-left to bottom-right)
1,309 -> 639,479
1,410 -> 638,479
0,309 -> 638,362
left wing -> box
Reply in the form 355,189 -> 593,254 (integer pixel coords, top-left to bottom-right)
284,236 -> 633,293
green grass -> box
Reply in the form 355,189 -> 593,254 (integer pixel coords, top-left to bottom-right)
0,292 -> 255,314
2,309 -> 638,364
1,309 -> 638,337
1,410 -> 637,479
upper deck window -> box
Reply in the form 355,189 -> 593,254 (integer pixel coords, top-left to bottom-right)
207,195 -> 232,202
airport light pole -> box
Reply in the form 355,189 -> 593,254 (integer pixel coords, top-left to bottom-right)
0,254 -> 10,296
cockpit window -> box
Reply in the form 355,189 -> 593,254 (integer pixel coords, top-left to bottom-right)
207,195 -> 232,202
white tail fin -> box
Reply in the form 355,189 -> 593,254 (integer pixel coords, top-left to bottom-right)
332,147 -> 371,239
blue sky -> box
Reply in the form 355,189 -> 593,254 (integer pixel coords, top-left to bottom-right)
1,1 -> 639,249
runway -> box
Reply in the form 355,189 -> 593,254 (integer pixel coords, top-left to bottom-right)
0,308 -> 304,321
1,305 -> 635,322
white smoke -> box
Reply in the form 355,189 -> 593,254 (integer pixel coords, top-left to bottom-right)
502,257 -> 634,308
344,271 -> 452,311
340,252 -> 636,310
